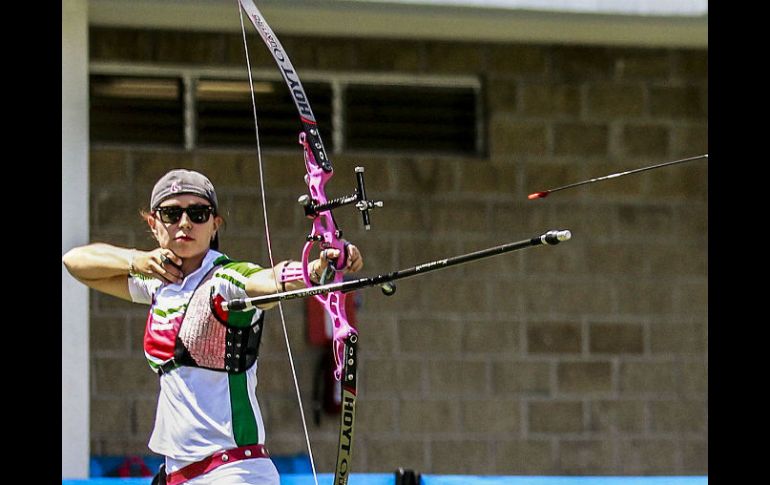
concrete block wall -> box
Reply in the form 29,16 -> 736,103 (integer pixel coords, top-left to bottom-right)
85,27 -> 707,475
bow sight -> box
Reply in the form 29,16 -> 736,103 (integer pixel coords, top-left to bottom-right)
298,166 -> 384,232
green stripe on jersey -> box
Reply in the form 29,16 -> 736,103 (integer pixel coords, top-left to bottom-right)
216,272 -> 247,290
152,304 -> 186,318
214,262 -> 264,291
228,372 -> 258,445
222,261 -> 264,278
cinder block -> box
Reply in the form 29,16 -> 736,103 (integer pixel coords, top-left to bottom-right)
400,399 -> 458,434
527,322 -> 582,354
489,118 -> 548,156
585,243 -> 648,275
365,439 -> 427,471
93,357 -> 159,395
557,361 -> 613,393
675,282 -> 708,316
486,79 -> 518,113
589,400 -> 646,433
529,401 -> 583,433
649,85 -> 705,119
681,438 -> 708,473
492,361 -> 552,395
670,124 -> 708,157
356,399 -> 397,433
617,439 -> 679,474
553,123 -> 609,157
399,318 -> 464,354
135,398 -> 158,437
486,45 -> 548,77
90,397 -> 133,436
194,152 -> 260,188
463,319 -> 520,354
559,439 -> 616,474
589,323 -> 644,354
93,189 -> 136,228
619,361 -> 678,394
586,83 -> 646,118
614,279 -> 676,315
90,315 -> 130,354
524,280 -> 615,315
90,149 -> 129,185
649,399 -> 707,433
132,151 -> 196,187
681,360 -> 707,394
621,124 -> 670,157
461,399 -> 520,433
646,163 -> 708,198
649,321 -> 706,354
520,83 -> 580,117
458,161 -> 521,195
495,440 -> 553,474
427,360 -> 488,395
361,359 -> 420,396
431,439 -> 493,473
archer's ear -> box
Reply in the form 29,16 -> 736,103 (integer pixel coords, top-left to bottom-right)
147,213 -> 161,238
213,215 -> 224,232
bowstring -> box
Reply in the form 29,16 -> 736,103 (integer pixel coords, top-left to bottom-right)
238,5 -> 320,485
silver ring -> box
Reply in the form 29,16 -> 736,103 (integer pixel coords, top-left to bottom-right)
161,255 -> 170,265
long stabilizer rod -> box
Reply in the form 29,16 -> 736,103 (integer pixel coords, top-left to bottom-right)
223,229 -> 572,311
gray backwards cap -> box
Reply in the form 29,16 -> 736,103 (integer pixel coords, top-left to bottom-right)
150,169 -> 218,211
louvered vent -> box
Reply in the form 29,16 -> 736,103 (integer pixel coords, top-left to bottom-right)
345,84 -> 479,154
90,75 -> 184,145
89,70 -> 482,156
196,79 -> 333,150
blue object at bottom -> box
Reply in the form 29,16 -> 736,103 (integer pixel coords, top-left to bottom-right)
420,477 -> 707,485
63,474 -> 707,485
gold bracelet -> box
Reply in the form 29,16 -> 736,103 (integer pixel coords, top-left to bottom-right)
128,249 -> 136,275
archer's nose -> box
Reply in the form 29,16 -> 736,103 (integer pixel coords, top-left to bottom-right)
178,212 -> 193,229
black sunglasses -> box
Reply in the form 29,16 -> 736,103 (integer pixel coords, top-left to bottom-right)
155,205 -> 215,224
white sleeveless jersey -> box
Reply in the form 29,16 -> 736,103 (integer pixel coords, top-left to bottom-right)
128,250 -> 267,462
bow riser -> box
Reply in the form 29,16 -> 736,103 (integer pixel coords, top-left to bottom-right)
300,134 -> 357,380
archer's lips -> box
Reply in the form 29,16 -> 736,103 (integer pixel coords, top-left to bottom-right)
175,236 -> 194,242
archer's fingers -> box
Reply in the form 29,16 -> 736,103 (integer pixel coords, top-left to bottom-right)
345,244 -> 363,272
155,250 -> 183,283
320,248 -> 340,264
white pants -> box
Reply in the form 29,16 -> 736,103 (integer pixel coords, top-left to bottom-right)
167,457 -> 279,485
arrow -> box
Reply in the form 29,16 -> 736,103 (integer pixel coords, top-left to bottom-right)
528,154 -> 708,200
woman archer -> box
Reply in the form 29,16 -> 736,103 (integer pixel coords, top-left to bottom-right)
62,168 -> 364,485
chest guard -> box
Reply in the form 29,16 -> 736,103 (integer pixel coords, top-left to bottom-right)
143,264 -> 264,375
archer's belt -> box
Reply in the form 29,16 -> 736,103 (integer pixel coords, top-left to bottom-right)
166,444 -> 270,485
